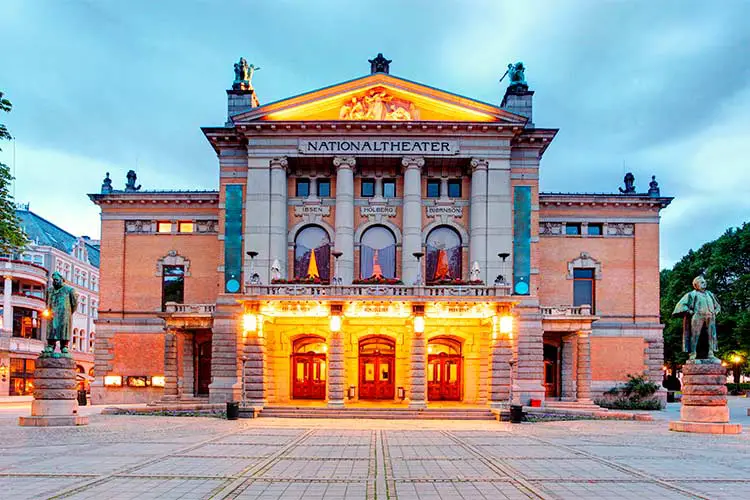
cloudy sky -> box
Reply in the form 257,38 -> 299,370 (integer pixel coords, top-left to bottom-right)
2,0 -> 749,268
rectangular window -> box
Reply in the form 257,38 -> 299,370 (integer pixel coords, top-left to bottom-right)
426,179 -> 440,198
573,268 -> 595,312
383,179 -> 396,198
295,178 -> 310,197
587,223 -> 603,236
317,179 -> 331,197
447,179 -> 462,198
10,358 -> 35,396
178,222 -> 194,233
565,223 -> 581,235
361,179 -> 375,197
162,265 -> 185,310
157,222 -> 172,234
224,184 -> 244,293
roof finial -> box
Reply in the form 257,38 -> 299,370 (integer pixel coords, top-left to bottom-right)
101,172 -> 113,194
369,53 -> 392,74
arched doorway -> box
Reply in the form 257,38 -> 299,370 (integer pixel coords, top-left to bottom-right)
359,336 -> 395,400
427,337 -> 463,401
291,336 -> 327,400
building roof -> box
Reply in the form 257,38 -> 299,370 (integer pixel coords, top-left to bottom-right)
15,208 -> 101,267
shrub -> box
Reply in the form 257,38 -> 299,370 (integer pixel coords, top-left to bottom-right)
726,383 -> 750,393
596,373 -> 664,410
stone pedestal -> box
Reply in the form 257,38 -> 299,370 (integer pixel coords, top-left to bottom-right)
669,361 -> 741,434
19,357 -> 89,427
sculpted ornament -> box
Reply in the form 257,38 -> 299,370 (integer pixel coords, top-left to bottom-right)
339,87 -> 420,121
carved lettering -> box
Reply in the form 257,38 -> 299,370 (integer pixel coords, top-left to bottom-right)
299,138 -> 459,156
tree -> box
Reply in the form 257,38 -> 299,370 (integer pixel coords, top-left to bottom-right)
0,91 -> 27,254
661,223 -> 750,373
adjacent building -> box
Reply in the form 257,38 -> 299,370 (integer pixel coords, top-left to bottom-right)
90,55 -> 671,409
0,205 -> 99,396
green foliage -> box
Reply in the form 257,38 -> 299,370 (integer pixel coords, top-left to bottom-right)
660,223 -> 750,366
725,383 -> 750,393
595,374 -> 664,410
0,91 -> 27,253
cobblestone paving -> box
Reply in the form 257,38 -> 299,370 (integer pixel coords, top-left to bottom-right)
0,414 -> 749,499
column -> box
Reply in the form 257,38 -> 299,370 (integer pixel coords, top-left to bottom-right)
576,330 -> 592,402
209,300 -> 243,404
469,159 -> 488,283
489,334 -> 512,408
333,157 -> 355,284
163,328 -> 179,400
513,308 -> 545,404
409,330 -> 427,408
2,275 -> 12,336
243,313 -> 266,407
327,330 -> 345,408
269,157 -> 289,278
401,157 -> 424,285
560,334 -> 577,401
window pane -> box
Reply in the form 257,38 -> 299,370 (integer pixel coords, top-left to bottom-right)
178,222 -> 193,233
565,224 -> 581,235
157,222 -> 172,233
162,265 -> 185,308
573,280 -> 593,307
317,179 -> 330,197
383,180 -> 396,198
296,179 -> 310,197
426,180 -> 440,198
361,179 -> 375,197
448,179 -> 461,198
426,226 -> 462,282
573,268 -> 594,278
588,223 -> 602,236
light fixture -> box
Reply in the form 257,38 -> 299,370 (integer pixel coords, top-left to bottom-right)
329,303 -> 343,333
42,309 -> 51,319
243,313 -> 258,333
104,375 -> 122,387
732,354 -> 743,364
413,316 -> 425,334
499,315 -> 513,336
151,375 -> 166,387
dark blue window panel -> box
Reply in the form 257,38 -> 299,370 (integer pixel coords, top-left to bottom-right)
224,184 -> 243,293
513,186 -> 531,295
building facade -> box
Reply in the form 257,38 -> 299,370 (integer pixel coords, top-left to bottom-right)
0,206 -> 98,397
90,56 -> 671,408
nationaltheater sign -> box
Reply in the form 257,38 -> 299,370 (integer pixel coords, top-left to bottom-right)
298,138 -> 459,156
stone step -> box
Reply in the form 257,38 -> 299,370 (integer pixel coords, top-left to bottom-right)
253,407 -> 496,420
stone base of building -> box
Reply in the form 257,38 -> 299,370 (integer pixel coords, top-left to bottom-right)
19,415 -> 89,427
669,421 -> 742,434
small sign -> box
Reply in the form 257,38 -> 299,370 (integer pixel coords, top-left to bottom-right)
426,206 -> 463,218
294,205 -> 330,217
299,138 -> 459,156
360,206 -> 397,217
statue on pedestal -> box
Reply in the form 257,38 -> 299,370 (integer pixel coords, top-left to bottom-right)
505,62 -> 528,91
233,57 -> 260,90
672,276 -> 721,362
619,172 -> 636,194
125,170 -> 141,192
101,172 -> 113,194
42,272 -> 78,358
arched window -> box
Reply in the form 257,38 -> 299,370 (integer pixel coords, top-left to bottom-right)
293,336 -> 327,354
80,331 -> 86,352
359,336 -> 396,355
427,336 -> 462,356
72,329 -> 78,350
89,332 -> 95,352
426,226 -> 462,283
360,226 -> 397,279
294,226 -> 330,281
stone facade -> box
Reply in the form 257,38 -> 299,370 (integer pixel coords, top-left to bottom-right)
89,59 -> 672,408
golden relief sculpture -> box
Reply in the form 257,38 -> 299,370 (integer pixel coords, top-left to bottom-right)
339,87 -> 420,121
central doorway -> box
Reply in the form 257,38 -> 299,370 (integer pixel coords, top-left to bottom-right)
194,331 -> 212,397
427,337 -> 463,401
358,336 -> 395,400
291,336 -> 327,400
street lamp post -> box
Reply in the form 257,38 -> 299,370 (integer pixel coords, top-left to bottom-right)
246,251 -> 260,285
332,251 -> 343,285
412,252 -> 424,286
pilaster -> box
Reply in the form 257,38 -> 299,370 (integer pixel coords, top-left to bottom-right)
513,307 -> 545,404
560,334 -> 577,400
334,156 -> 356,284
208,300 -> 242,404
327,330 -> 345,408
269,157 -> 289,279
408,330 -> 427,408
469,159 -> 489,283
489,334 -> 512,408
162,328 -> 179,400
576,330 -> 592,402
401,156 -> 424,285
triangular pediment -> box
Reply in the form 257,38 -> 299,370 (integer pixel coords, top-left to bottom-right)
232,73 -> 526,124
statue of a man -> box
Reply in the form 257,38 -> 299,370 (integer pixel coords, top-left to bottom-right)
43,272 -> 78,358
672,276 -> 721,362
506,62 -> 528,90
619,172 -> 636,194
125,170 -> 141,192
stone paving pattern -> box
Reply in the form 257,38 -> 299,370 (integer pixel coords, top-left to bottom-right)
0,414 -> 749,499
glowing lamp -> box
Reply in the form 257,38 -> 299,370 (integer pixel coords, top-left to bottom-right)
413,316 -> 425,334
151,375 -> 166,387
330,314 -> 342,333
732,354 -> 743,364
42,309 -> 51,319
243,313 -> 257,332
104,375 -> 122,387
721,361 -> 728,367
499,315 -> 513,335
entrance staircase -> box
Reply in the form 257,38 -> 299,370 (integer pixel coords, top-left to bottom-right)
249,405 -> 496,420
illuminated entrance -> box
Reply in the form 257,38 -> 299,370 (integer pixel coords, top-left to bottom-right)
427,337 -> 462,401
291,336 -> 327,400
359,336 -> 395,400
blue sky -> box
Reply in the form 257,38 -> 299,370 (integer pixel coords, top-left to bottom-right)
2,0 -> 749,268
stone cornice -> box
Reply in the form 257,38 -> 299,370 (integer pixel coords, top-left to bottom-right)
540,193 -> 673,209
89,191 -> 219,206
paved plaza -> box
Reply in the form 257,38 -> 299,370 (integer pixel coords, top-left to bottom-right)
0,401 -> 749,499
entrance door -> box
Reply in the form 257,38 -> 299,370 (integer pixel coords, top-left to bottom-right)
196,339 -> 212,396
543,343 -> 558,398
358,336 -> 396,400
291,336 -> 327,400
427,337 -> 463,401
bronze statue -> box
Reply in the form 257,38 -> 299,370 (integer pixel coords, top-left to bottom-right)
101,172 -> 113,194
672,276 -> 721,362
619,172 -> 636,194
42,272 -> 78,358
125,170 -> 141,192
504,62 -> 528,90
233,57 -> 260,90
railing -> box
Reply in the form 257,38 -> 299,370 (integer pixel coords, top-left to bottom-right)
541,305 -> 593,317
1,259 -> 48,282
245,283 -> 512,298
163,303 -> 216,315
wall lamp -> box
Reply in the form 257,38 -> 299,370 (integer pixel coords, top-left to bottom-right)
330,303 -> 343,333
413,304 -> 425,333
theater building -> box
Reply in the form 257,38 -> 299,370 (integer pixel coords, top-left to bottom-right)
89,55 -> 671,410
